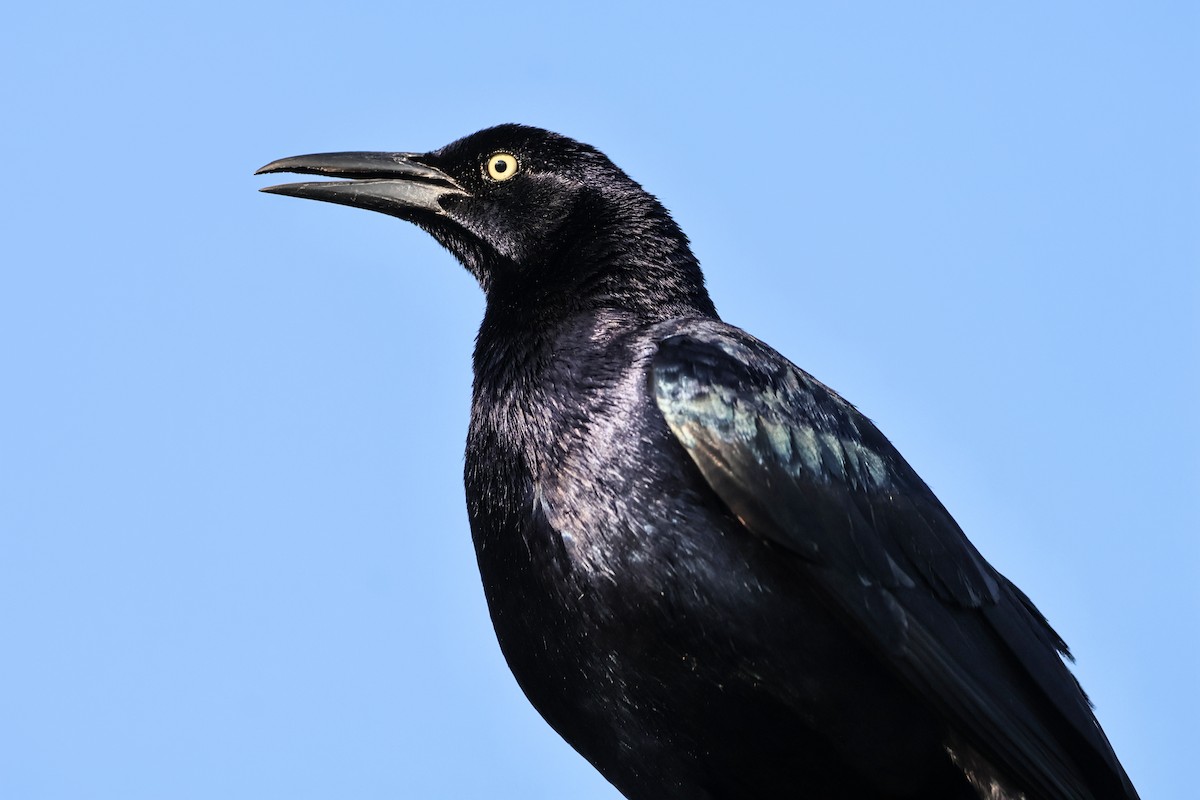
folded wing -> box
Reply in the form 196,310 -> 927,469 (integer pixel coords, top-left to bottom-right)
651,324 -> 1138,800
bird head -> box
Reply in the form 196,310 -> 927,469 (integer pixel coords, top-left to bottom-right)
258,124 -> 714,320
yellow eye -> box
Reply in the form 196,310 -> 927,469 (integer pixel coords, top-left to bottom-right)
486,153 -> 519,181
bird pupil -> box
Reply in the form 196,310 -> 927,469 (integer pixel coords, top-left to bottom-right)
495,160 -> 508,173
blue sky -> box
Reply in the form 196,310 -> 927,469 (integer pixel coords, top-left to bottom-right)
2,2 -> 1195,798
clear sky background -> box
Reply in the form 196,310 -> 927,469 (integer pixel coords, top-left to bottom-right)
2,3 -> 1196,798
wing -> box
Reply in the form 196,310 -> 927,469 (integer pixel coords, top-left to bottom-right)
651,323 -> 1138,800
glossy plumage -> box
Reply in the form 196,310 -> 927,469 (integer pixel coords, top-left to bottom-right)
258,125 -> 1139,799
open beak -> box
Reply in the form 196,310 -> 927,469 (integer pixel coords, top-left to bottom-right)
256,151 -> 469,217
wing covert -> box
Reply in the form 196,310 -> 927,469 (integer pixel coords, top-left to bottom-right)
652,329 -> 999,608
650,323 -> 1138,800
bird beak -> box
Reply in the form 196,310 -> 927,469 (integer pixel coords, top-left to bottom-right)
256,152 -> 470,217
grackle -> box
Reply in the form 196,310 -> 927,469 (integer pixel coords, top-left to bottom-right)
258,125 -> 1139,800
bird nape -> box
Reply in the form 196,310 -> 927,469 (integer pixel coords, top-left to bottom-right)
257,124 -> 1139,800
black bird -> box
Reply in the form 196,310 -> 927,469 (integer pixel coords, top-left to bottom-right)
257,125 -> 1139,800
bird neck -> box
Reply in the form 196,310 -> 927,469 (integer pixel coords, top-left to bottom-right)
471,187 -> 717,404
491,191 -> 717,322
471,300 -> 641,405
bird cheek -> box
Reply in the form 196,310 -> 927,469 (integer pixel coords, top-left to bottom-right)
459,215 -> 526,263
